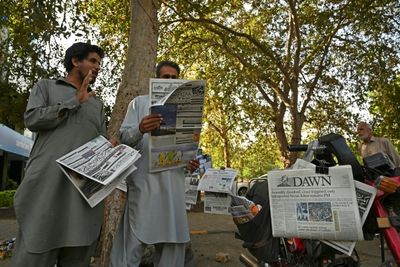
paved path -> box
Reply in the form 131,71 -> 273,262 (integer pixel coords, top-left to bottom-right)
0,211 -> 396,266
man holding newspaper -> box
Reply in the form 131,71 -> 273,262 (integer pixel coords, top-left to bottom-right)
110,61 -> 201,267
12,42 -> 107,267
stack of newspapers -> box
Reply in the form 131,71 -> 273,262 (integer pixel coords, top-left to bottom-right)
56,135 -> 141,207
229,195 -> 262,225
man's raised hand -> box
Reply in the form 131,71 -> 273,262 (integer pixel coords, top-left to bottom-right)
76,70 -> 96,103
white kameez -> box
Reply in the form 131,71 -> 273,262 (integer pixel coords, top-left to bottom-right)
119,95 -> 190,244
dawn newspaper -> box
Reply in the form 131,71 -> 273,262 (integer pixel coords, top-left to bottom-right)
268,165 -> 364,241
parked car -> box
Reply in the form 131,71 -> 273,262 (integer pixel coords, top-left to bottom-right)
236,174 -> 268,196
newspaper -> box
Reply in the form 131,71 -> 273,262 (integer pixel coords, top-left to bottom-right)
149,78 -> 188,105
322,180 -> 376,255
290,159 -> 377,254
204,192 -> 231,215
197,168 -> 238,215
185,175 -> 200,205
192,152 -> 212,177
148,79 -> 206,172
197,168 -> 238,193
268,165 -> 363,241
56,135 -> 141,207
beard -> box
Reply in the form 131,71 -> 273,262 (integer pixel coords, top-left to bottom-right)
359,134 -> 370,142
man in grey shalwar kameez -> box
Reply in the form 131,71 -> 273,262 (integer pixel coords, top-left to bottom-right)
110,61 -> 199,267
12,42 -> 107,267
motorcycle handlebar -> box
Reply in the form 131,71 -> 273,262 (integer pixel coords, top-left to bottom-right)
287,144 -> 308,152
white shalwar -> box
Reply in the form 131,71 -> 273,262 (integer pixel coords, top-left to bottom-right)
110,95 -> 189,267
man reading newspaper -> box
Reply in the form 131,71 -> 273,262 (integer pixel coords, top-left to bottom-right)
110,61 -> 200,267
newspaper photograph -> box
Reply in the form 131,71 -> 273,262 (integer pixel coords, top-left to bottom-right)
197,168 -> 238,193
185,175 -> 200,205
268,165 -> 363,241
56,135 -> 141,207
204,192 -> 231,215
57,135 -> 141,185
323,180 -> 377,255
148,79 -> 206,172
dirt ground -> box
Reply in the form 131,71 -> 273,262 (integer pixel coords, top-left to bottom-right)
0,209 -> 396,266
187,211 -> 244,267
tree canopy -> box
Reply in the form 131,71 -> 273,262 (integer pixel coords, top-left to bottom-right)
1,0 -> 400,172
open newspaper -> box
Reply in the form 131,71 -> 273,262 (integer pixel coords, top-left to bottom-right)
56,135 -> 141,207
148,79 -> 206,172
268,165 -> 364,241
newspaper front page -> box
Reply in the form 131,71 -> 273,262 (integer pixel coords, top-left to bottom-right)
204,192 -> 231,215
290,159 -> 376,254
197,168 -> 238,215
268,165 -> 363,241
56,135 -> 141,207
322,180 -> 376,255
148,79 -> 206,172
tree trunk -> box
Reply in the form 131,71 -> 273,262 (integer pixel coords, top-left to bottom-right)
98,1 -> 159,266
223,133 -> 230,167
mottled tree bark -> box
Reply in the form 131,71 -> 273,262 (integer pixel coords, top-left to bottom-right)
98,1 -> 159,266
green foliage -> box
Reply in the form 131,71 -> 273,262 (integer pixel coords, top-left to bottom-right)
0,81 -> 28,131
157,0 -> 400,166
2,0 -> 399,175
5,179 -> 18,190
369,75 -> 400,150
0,190 -> 16,207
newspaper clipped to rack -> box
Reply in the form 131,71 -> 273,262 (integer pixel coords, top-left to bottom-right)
322,180 -> 376,255
197,168 -> 238,214
184,152 -> 212,210
268,165 -> 364,241
56,135 -> 141,207
148,79 -> 206,173
290,159 -> 376,255
185,176 -> 200,205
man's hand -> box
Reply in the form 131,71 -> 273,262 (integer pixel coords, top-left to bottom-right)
139,114 -> 162,133
187,159 -> 200,174
76,70 -> 96,103
109,137 -> 120,147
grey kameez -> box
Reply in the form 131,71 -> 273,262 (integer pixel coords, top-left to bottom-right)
119,95 -> 190,244
14,78 -> 107,253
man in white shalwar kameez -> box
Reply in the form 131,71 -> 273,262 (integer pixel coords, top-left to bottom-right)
110,61 -> 199,267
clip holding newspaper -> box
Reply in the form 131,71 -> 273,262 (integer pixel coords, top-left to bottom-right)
268,165 -> 364,241
56,135 -> 141,208
148,79 -> 206,173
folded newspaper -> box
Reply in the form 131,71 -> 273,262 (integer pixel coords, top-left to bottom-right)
56,135 -> 141,207
148,79 -> 206,172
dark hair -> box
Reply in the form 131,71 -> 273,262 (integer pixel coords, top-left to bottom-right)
156,60 -> 180,78
63,42 -> 105,73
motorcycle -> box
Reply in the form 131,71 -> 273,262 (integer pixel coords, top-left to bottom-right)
234,133 -> 399,266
